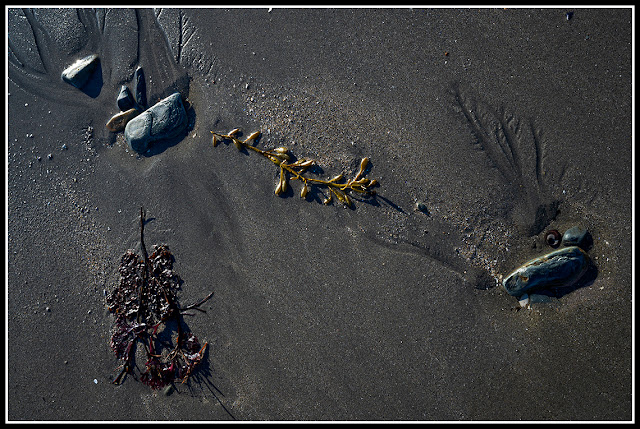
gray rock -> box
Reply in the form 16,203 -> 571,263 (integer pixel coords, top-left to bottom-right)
134,66 -> 147,109
117,85 -> 135,111
562,226 -> 589,248
61,54 -> 99,89
124,92 -> 187,153
502,246 -> 589,297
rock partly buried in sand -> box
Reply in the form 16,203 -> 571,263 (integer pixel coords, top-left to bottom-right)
562,226 -> 590,249
106,108 -> 140,132
502,246 -> 589,297
124,92 -> 187,153
117,85 -> 136,111
61,54 -> 99,89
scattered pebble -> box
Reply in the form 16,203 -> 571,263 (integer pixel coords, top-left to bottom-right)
415,201 -> 430,215
117,85 -> 136,111
562,226 -> 590,249
61,54 -> 100,89
134,66 -> 147,109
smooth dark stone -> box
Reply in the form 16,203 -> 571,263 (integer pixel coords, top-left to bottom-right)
502,246 -> 589,297
61,54 -> 99,89
134,66 -> 147,109
117,85 -> 135,111
416,201 -> 430,216
124,92 -> 187,153
562,226 -> 589,248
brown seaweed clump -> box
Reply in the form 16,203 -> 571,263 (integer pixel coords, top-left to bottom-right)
106,208 -> 213,389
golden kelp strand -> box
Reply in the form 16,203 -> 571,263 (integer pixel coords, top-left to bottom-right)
211,129 -> 379,207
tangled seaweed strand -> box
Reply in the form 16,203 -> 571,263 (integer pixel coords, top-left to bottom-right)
211,129 -> 379,207
106,207 -> 213,389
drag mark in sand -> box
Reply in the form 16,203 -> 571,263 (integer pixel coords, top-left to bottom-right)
154,8 -> 217,76
363,85 -> 574,291
211,128 -> 380,208
452,84 -> 562,237
9,8 -> 132,106
8,8 -> 192,113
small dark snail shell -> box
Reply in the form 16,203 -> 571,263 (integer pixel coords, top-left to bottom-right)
544,230 -> 561,248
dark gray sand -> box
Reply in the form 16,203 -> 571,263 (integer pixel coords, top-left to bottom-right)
7,7 -> 633,421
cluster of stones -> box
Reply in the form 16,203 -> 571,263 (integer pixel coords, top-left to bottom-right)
61,56 -> 187,154
110,66 -> 187,153
502,226 -> 591,306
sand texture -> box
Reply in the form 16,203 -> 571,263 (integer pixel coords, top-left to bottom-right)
7,7 -> 633,421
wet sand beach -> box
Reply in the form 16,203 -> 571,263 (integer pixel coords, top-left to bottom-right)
6,7 -> 633,421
